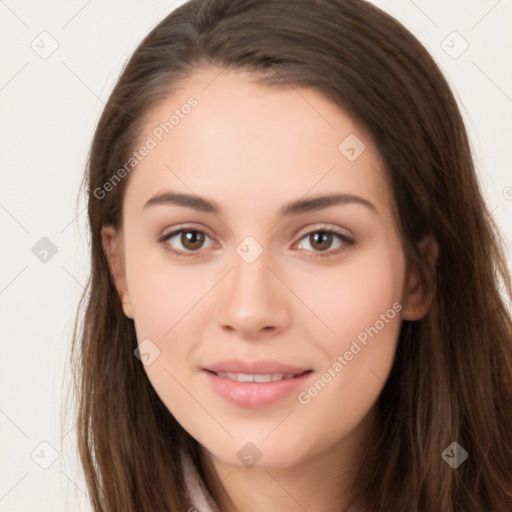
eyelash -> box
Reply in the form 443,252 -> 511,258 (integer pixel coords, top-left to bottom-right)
158,224 -> 355,260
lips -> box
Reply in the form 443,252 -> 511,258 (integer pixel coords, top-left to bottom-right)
202,359 -> 313,408
204,359 -> 310,375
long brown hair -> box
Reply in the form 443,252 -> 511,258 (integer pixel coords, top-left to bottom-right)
68,0 -> 512,510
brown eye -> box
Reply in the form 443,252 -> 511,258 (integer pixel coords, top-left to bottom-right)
308,231 -> 334,251
299,230 -> 341,252
180,230 -> 205,250
295,228 -> 354,259
160,228 -> 215,255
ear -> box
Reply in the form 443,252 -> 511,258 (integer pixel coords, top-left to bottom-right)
401,234 -> 439,321
101,225 -> 134,319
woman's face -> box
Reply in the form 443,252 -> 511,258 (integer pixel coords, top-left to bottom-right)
103,69 -> 423,470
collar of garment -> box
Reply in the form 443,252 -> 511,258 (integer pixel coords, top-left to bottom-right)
181,449 -> 220,512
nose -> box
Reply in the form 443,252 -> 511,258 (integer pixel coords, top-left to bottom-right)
214,248 -> 291,340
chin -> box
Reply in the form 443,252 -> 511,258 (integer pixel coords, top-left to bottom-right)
203,436 -> 310,471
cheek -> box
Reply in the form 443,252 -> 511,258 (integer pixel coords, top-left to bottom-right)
124,250 -> 205,426
294,247 -> 404,415
294,302 -> 401,454
303,245 -> 405,355
124,244 -> 209,388
125,242 -> 205,339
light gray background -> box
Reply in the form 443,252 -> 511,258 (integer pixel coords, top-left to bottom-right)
1,1 -> 511,510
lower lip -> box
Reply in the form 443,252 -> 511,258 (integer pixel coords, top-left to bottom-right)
203,370 -> 313,408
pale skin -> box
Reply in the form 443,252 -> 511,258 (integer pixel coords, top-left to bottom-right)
102,68 -> 438,512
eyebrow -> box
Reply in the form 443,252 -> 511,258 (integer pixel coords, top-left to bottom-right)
142,191 -> 379,216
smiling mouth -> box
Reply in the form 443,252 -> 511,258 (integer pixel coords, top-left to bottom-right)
203,368 -> 313,407
209,370 -> 311,383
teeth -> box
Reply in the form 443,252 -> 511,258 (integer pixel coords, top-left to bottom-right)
216,372 -> 297,382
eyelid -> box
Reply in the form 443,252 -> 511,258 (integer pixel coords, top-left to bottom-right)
293,222 -> 353,240
160,223 -> 216,241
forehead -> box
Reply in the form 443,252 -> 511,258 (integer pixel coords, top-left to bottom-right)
123,69 -> 393,222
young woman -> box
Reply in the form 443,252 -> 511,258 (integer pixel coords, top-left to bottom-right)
70,0 -> 512,510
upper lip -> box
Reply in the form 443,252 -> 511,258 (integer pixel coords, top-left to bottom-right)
204,359 -> 311,375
